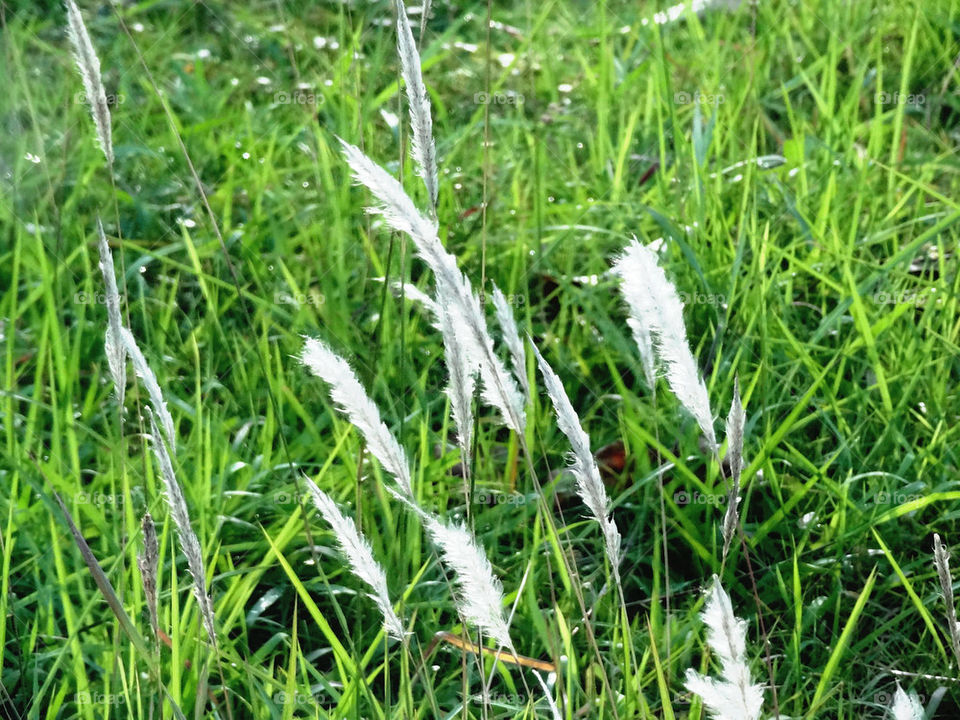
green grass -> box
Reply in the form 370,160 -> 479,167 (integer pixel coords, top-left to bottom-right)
3,0 -> 960,717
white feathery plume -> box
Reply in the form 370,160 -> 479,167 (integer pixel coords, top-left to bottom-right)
384,277 -> 476,462
446,296 -> 525,435
146,407 -> 217,647
684,575 -> 764,720
380,280 -> 478,462
65,0 -> 113,166
722,376 -> 745,562
419,0 -> 432,43
424,517 -> 513,650
890,686 -> 924,720
933,533 -> 960,666
491,284 -> 529,400
385,279 -> 441,318
339,138 -> 525,434
119,327 -> 175,445
531,341 -> 621,584
438,307 -> 477,471
395,0 -> 438,211
300,337 -> 414,500
613,239 -> 716,451
338,138 -> 451,283
533,671 -> 562,720
383,278 -> 477,461
619,245 -> 656,390
96,218 -> 125,406
304,476 -> 405,641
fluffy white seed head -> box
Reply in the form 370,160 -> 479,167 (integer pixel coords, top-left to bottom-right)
305,477 -> 405,641
146,408 -> 216,647
339,139 -> 525,433
721,376 -> 745,560
96,218 -> 125,406
684,575 -> 763,720
438,307 -> 477,468
933,533 -> 960,666
300,337 -> 414,499
614,239 -> 716,451
395,0 -> 438,210
119,327 -> 175,446
491,284 -> 529,400
385,279 -> 476,467
531,341 -> 621,579
65,0 -> 113,166
386,279 -> 441,318
424,517 -> 513,650
890,686 -> 924,720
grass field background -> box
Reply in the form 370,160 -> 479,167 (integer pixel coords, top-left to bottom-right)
3,0 -> 960,717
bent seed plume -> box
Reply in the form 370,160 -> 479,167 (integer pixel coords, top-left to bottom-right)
300,337 -> 414,500
395,0 -> 438,211
65,0 -> 113,166
531,340 -> 622,583
684,575 -> 764,720
339,138 -> 525,433
146,408 -> 216,648
119,327 -> 175,445
424,517 -> 513,650
492,284 -> 529,400
305,477 -> 405,641
385,279 -> 476,470
933,533 -> 960,667
438,308 -> 477,473
890,686 -> 924,720
722,376 -> 745,562
614,239 -> 716,451
96,218 -> 126,406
